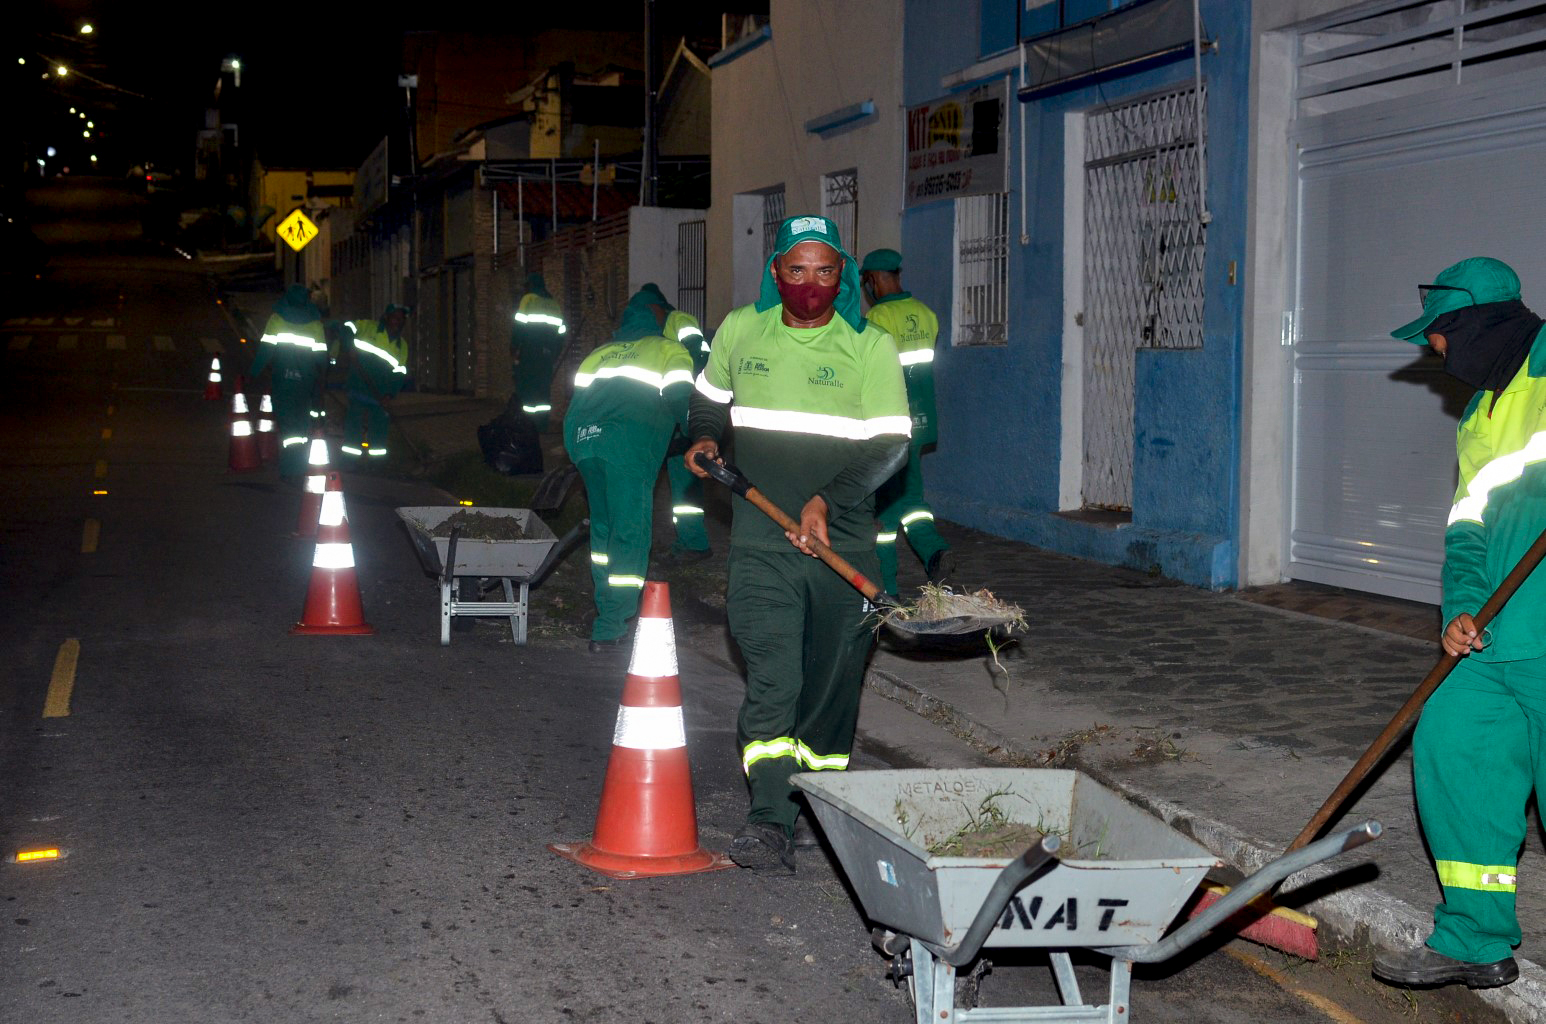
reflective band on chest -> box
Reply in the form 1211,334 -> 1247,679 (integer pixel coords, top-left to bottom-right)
575,365 -> 692,392
627,618 -> 678,678
612,704 -> 686,750
262,332 -> 325,351
730,406 -> 912,440
1450,429 -> 1546,525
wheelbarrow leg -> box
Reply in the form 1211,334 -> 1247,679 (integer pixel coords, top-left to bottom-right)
908,938 -> 953,1024
439,578 -> 452,646
1049,951 -> 1082,1006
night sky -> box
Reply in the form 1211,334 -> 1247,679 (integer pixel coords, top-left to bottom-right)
16,3 -> 725,175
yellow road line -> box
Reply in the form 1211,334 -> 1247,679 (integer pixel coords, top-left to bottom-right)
1225,947 -> 1367,1024
43,639 -> 80,718
101,427 -> 111,440
81,518 -> 99,553
94,459 -> 108,479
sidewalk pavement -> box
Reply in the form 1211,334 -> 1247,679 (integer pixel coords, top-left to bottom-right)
210,272 -> 1545,1020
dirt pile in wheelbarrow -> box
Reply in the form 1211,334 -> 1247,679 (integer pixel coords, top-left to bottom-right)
929,823 -> 1048,859
429,510 -> 526,541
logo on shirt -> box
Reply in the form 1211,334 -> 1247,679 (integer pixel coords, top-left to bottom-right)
575,424 -> 602,443
809,365 -> 844,388
737,356 -> 771,377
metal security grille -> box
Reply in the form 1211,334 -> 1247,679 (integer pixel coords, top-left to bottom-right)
822,170 -> 858,253
1082,84 -> 1207,511
761,188 -> 786,266
676,219 -> 707,324
952,192 -> 1009,346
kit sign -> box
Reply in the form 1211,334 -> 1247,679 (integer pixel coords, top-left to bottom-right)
904,80 -> 1008,208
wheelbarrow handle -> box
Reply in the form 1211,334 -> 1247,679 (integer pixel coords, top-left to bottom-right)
692,452 -> 901,611
1095,819 -> 1382,964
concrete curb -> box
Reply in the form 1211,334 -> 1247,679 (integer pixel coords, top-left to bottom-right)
865,665 -> 1546,1023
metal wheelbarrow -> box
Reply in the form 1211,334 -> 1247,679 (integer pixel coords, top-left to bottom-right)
793,768 -> 1380,1024
396,506 -> 579,645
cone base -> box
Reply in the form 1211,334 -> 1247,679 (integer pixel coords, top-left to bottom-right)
548,841 -> 734,880
291,622 -> 376,636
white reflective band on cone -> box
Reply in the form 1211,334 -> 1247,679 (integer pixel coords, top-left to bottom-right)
233,393 -> 250,414
628,617 -> 678,678
612,705 -> 686,750
260,395 -> 274,413
313,542 -> 355,569
209,372 -> 222,383
211,358 -> 221,371
307,440 -> 329,465
305,474 -> 326,494
258,418 -> 274,431
231,420 -> 253,437
319,490 -> 346,527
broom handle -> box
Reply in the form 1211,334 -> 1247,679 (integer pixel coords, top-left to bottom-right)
1286,521 -> 1546,852
740,484 -> 886,603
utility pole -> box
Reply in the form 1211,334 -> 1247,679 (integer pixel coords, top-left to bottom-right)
642,0 -> 658,207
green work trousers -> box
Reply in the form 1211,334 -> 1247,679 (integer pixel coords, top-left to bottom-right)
666,455 -> 710,553
1414,654 -> 1546,964
875,444 -> 948,593
512,328 -> 563,432
341,393 -> 391,464
727,547 -> 878,835
576,456 -> 655,643
273,378 -> 318,478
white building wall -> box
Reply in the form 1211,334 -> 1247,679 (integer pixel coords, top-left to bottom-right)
706,0 -> 904,324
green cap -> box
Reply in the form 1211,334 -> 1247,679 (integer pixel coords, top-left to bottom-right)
755,215 -> 865,333
1392,257 -> 1522,341
860,248 -> 903,273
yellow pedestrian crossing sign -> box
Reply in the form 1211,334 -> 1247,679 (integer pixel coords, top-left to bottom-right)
276,209 -> 319,252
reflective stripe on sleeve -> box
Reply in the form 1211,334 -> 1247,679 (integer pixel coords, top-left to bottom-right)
1449,430 -> 1546,525
355,338 -> 404,373
695,371 -> 734,404
876,531 -> 898,544
672,505 -> 703,516
608,574 -> 646,589
730,406 -> 912,441
795,740 -> 849,771
590,551 -> 610,566
514,312 -> 567,334
522,404 -> 552,414
676,325 -> 704,342
743,737 -> 799,774
898,348 -> 935,366
901,510 -> 935,527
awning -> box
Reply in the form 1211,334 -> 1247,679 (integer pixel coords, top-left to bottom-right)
1018,0 -> 1208,103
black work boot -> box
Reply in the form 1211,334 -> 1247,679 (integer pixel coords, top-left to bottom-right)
1372,945 -> 1518,989
792,812 -> 822,850
925,549 -> 957,585
729,822 -> 796,874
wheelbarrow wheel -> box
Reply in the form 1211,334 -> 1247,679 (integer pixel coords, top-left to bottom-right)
453,578 -> 479,633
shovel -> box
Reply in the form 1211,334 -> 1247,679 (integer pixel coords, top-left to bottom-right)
692,452 -> 1023,650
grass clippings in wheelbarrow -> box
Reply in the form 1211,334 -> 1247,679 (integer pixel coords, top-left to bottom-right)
429,510 -> 526,541
930,822 -> 1049,859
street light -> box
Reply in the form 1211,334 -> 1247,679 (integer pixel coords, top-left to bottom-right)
86,121 -> 94,128
82,130 -> 89,138
69,107 -> 76,113
56,65 -> 68,76
80,24 -> 94,35
16,57 -> 24,65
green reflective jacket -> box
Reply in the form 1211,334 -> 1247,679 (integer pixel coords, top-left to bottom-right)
251,312 -> 326,384
346,318 -> 408,398
866,293 -> 939,446
564,335 -> 694,465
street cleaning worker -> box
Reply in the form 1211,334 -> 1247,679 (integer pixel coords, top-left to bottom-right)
1374,257 -> 1546,991
860,248 -> 954,591
251,284 -> 327,479
640,282 -> 714,563
685,215 -> 910,873
340,305 -> 410,465
511,273 -> 567,432
564,288 -> 695,653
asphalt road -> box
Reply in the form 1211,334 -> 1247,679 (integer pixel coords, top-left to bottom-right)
0,180 -> 1501,1024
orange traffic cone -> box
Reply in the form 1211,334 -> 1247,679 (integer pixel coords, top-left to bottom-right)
291,472 -> 374,636
227,392 -> 262,472
295,435 -> 331,538
256,393 -> 279,464
550,582 -> 733,879
203,357 -> 222,400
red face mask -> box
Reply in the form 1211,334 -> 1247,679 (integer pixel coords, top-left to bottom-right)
776,279 -> 840,322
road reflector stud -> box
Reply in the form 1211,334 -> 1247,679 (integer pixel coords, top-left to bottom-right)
11,848 -> 66,864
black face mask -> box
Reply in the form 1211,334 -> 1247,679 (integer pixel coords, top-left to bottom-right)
1431,300 -> 1543,392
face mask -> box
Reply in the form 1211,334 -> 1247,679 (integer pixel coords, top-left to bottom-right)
1432,300 -> 1543,392
776,279 -> 840,321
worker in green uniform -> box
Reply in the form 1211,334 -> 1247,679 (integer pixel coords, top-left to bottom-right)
860,248 -> 955,591
636,282 -> 715,562
511,273 -> 567,432
565,288 -> 695,652
340,305 -> 411,466
686,216 -> 910,873
251,284 -> 327,479
1373,257 -> 1546,990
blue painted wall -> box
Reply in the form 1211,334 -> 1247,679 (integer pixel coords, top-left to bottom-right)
902,0 -> 1249,589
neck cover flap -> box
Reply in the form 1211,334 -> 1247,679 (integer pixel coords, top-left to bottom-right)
1434,300 -> 1544,392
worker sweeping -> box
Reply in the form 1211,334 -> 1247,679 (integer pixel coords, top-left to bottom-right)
1374,257 -> 1546,990
638,282 -> 714,563
251,284 -> 327,479
340,305 -> 410,466
511,273 -> 567,432
860,248 -> 955,590
685,215 -> 910,873
564,288 -> 695,653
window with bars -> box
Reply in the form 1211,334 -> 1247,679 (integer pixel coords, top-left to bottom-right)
761,187 -> 787,266
822,170 -> 858,254
952,192 -> 1009,346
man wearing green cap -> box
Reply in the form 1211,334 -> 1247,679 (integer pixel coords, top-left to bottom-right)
340,305 -> 411,466
860,247 -> 954,591
635,282 -> 715,562
685,215 -> 910,873
511,273 -> 567,432
565,287 -> 696,652
251,284 -> 328,479
1374,256 -> 1546,991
